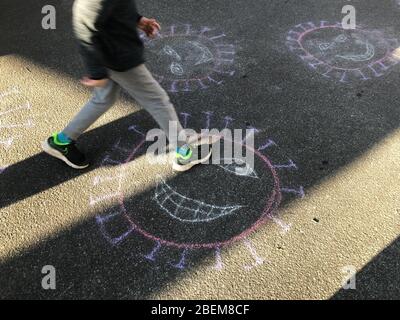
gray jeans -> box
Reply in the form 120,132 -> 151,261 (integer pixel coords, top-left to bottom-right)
63,64 -> 184,142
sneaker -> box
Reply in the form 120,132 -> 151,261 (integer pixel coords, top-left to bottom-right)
41,134 -> 89,169
172,143 -> 212,172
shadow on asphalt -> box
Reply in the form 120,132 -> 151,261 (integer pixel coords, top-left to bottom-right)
2,0 -> 400,299
0,161 -> 286,299
331,236 -> 400,300
0,110 -> 154,210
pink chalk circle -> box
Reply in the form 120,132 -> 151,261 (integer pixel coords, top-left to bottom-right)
119,136 -> 282,249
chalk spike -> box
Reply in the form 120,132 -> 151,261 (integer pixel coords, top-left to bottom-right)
294,22 -> 316,32
184,24 -> 192,35
197,79 -> 209,90
242,126 -> 260,144
0,119 -> 34,129
128,125 -> 145,136
112,139 -> 132,154
243,239 -> 265,271
0,102 -> 31,117
210,34 -> 226,41
273,159 -> 297,170
207,76 -> 223,85
287,29 -> 302,37
96,213 -> 134,246
0,87 -> 19,100
199,26 -> 213,35
89,192 -> 122,206
0,165 -> 9,174
0,137 -> 15,148
368,61 -> 390,78
215,58 -> 234,64
355,69 -> 370,81
267,215 -> 292,233
308,60 -> 325,70
287,43 -> 303,53
96,211 -> 122,223
257,139 -> 277,151
339,71 -> 349,83
93,174 -> 124,186
213,247 -> 224,271
169,81 -> 179,93
170,249 -> 188,270
180,112 -> 191,129
281,186 -> 305,198
223,116 -> 234,129
319,21 -> 331,28
202,111 -> 214,129
144,241 -> 162,262
213,69 -> 235,76
322,67 -> 334,78
183,80 -> 192,92
216,44 -> 235,49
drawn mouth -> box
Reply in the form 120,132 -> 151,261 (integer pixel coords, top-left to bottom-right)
336,41 -> 375,62
154,177 -> 244,223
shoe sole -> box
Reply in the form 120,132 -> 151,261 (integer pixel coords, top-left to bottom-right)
41,140 -> 89,170
172,149 -> 212,172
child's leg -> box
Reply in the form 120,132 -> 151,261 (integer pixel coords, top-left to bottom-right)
62,80 -> 121,141
109,64 -> 184,144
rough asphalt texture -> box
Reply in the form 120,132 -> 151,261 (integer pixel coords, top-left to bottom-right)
0,0 -> 400,299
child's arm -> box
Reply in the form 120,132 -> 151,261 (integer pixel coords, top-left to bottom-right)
73,0 -> 115,84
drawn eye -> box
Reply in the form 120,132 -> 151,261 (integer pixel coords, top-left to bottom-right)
170,62 -> 184,76
319,42 -> 332,51
187,41 -> 214,66
217,158 -> 259,179
162,45 -> 182,61
335,34 -> 348,42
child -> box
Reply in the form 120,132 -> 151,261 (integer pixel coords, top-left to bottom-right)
42,0 -> 211,171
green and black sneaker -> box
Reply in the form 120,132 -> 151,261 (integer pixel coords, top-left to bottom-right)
172,143 -> 212,172
41,133 -> 89,169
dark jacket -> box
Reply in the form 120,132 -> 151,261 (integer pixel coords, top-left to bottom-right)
72,0 -> 144,80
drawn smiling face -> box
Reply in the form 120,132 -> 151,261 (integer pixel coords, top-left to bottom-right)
116,136 -> 281,247
318,33 -> 375,62
162,41 -> 214,77
302,27 -> 390,70
154,158 -> 258,224
147,37 -> 216,80
140,24 -> 236,92
93,115 -> 303,269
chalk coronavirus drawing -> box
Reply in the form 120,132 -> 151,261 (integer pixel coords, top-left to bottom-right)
0,86 -> 34,174
286,21 -> 400,83
90,112 -> 304,271
140,24 -> 236,92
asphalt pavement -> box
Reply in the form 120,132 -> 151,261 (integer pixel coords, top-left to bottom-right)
0,0 -> 400,299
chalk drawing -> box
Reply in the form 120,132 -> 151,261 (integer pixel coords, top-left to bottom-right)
286,21 -> 400,83
0,165 -> 8,175
243,239 -> 265,271
217,158 -> 259,179
154,176 -> 244,223
0,87 -> 19,100
212,247 -> 224,270
140,24 -> 236,92
144,241 -> 162,262
170,249 -> 188,270
0,87 -> 34,171
91,113 -> 304,271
